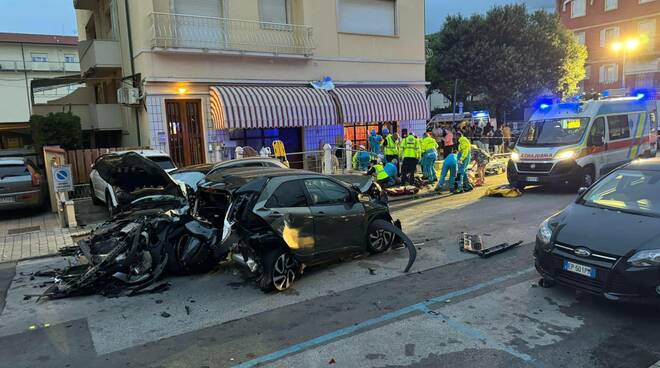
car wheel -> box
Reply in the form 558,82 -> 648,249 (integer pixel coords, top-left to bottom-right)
259,248 -> 298,292
581,166 -> 595,188
105,191 -> 115,217
367,221 -> 394,254
90,181 -> 102,205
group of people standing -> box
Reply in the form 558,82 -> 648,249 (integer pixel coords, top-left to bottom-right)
354,122 -> 502,193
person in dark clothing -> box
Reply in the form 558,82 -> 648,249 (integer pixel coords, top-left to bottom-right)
493,127 -> 504,153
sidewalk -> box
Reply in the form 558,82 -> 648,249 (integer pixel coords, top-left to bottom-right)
0,212 -> 74,263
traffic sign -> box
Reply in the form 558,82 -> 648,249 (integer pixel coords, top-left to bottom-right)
52,165 -> 73,193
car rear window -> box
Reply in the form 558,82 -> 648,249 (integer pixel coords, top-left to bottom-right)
149,156 -> 176,170
0,164 -> 29,180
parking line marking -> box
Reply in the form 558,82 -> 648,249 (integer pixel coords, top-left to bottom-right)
233,267 -> 535,368
419,305 -> 541,367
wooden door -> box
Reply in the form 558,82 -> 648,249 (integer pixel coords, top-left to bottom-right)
165,100 -> 205,167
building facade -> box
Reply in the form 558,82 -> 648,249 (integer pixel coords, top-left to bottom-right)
0,33 -> 80,149
71,0 -> 428,167
557,0 -> 659,93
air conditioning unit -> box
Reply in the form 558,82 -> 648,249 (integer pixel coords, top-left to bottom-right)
117,86 -> 141,105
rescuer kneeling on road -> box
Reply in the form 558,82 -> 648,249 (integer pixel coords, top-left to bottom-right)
367,159 -> 394,188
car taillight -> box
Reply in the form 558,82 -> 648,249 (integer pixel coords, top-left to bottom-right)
31,173 -> 41,187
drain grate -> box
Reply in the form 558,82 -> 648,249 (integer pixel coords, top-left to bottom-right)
7,225 -> 41,235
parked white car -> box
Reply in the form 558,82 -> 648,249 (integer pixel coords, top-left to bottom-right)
89,150 -> 177,215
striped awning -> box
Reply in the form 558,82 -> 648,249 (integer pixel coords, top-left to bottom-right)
210,86 -> 338,129
331,87 -> 429,124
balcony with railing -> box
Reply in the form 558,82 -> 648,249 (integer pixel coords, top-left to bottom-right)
150,12 -> 315,57
0,60 -> 80,73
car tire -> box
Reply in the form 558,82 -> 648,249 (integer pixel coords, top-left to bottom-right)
105,191 -> 115,217
259,248 -> 299,292
581,166 -> 595,188
367,220 -> 394,254
90,181 -> 102,205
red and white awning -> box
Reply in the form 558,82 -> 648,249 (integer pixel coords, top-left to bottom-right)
210,86 -> 338,129
331,87 -> 429,124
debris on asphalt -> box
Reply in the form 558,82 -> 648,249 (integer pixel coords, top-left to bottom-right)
185,305 -> 191,315
368,268 -> 377,275
328,358 -> 336,364
33,153 -> 226,301
160,312 -> 171,318
458,233 -> 522,258
155,299 -> 163,304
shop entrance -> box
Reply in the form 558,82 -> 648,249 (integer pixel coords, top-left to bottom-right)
344,122 -> 397,151
229,127 -> 303,168
165,99 -> 206,167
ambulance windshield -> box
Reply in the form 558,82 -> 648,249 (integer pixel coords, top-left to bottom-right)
518,118 -> 589,147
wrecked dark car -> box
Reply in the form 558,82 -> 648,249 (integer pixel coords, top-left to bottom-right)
40,153 -> 222,299
196,167 -> 415,292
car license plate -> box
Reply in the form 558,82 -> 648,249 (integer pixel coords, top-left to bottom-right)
0,196 -> 14,203
526,176 -> 539,182
563,260 -> 596,278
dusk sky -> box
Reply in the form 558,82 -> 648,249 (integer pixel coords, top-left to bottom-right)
0,0 -> 555,36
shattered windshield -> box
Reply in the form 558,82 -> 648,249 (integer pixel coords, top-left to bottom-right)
518,118 -> 589,146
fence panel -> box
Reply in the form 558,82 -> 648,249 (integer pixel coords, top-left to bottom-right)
66,146 -> 148,185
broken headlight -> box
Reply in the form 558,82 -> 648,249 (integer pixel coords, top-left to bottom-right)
221,202 -> 234,244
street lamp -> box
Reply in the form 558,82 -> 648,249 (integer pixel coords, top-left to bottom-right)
611,38 -> 640,89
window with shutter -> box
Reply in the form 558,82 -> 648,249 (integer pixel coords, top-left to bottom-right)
338,0 -> 396,36
639,19 -> 656,51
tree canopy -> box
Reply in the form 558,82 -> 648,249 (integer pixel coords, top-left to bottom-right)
30,112 -> 82,153
426,4 -> 587,122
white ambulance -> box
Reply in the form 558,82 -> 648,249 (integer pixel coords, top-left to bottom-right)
507,95 -> 658,189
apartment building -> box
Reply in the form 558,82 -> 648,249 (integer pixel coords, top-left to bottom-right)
0,33 -> 80,149
70,0 -> 427,167
558,0 -> 659,93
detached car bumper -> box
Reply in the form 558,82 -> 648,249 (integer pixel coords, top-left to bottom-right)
507,160 -> 583,187
534,240 -> 660,303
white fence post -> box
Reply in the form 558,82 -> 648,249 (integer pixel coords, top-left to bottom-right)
322,144 -> 332,175
235,146 -> 244,160
345,140 -> 352,171
215,145 -> 221,162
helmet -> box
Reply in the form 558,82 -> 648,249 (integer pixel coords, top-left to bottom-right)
382,128 -> 390,135
371,129 -> 377,136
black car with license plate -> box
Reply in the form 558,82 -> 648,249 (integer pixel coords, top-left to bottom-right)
195,167 -> 414,292
535,158 -> 660,302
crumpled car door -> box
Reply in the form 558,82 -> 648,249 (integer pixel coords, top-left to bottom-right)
254,206 -> 316,258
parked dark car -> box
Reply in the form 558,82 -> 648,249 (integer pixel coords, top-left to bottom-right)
535,158 -> 660,302
196,167 -> 414,292
0,157 -> 46,210
170,157 -> 287,193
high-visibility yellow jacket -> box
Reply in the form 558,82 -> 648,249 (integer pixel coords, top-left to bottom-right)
421,136 -> 439,152
457,136 -> 471,161
373,164 -> 389,180
401,135 -> 421,159
383,134 -> 399,156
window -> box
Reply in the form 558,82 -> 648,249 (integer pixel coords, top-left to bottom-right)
588,117 -> 605,145
266,180 -> 308,208
338,0 -> 396,36
259,0 -> 290,24
605,0 -> 618,11
639,0 -> 656,3
600,64 -> 618,83
639,19 -> 656,51
304,179 -> 350,206
600,26 -> 619,47
584,65 -> 591,80
583,169 -> 660,217
607,115 -> 630,140
344,122 -> 396,151
229,129 -> 280,151
575,31 -> 586,45
64,54 -> 76,63
571,0 -> 586,18
31,53 -> 48,62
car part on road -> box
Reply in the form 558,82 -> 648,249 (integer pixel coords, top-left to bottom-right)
459,233 -> 522,258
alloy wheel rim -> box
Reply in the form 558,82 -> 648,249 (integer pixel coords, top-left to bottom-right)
272,253 -> 296,291
369,229 -> 393,251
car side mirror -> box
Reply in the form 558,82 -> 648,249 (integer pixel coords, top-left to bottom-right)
577,187 -> 588,195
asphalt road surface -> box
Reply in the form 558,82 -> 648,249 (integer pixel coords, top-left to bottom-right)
1,178 -> 659,368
